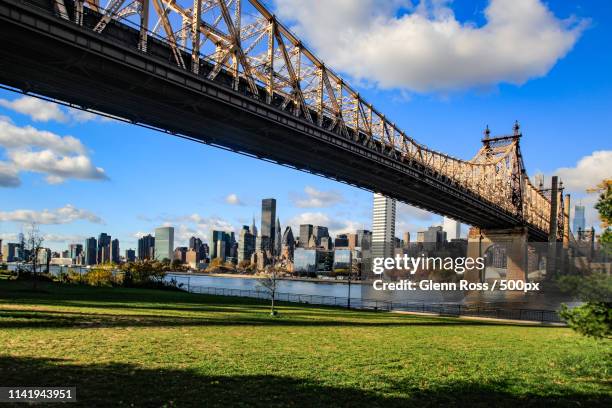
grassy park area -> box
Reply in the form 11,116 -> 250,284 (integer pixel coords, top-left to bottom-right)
0,280 -> 610,407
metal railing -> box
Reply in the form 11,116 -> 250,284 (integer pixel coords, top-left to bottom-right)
187,285 -> 564,323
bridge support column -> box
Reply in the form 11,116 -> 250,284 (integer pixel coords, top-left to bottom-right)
466,227 -> 528,283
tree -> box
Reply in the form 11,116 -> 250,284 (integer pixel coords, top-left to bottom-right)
590,179 -> 612,255
559,179 -> 612,338
258,268 -> 279,316
171,259 -> 183,270
26,223 -> 44,275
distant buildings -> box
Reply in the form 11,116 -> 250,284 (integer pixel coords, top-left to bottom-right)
356,230 -> 371,250
261,198 -> 276,252
189,236 -> 207,261
84,237 -> 97,266
210,230 -> 233,261
69,244 -> 83,263
174,247 -> 188,263
281,226 -> 295,260
293,248 -> 344,275
422,226 -> 447,249
274,218 -> 282,256
402,232 -> 410,246
2,242 -> 20,262
372,193 -> 396,259
299,224 -> 313,248
238,226 -> 255,264
111,239 -> 120,264
443,217 -> 461,241
347,233 -> 358,249
573,205 -> 586,234
154,227 -> 174,261
138,234 -> 155,261
97,233 -> 111,264
125,249 -> 136,262
334,234 -> 349,248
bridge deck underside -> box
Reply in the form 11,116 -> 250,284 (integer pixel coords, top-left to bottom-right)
0,0 -> 548,241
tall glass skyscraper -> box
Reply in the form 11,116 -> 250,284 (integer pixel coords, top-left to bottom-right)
573,205 -> 586,233
443,217 -> 461,240
372,193 -> 396,259
154,227 -> 174,261
84,237 -> 97,266
261,198 -> 276,251
299,224 -> 313,248
137,234 -> 155,260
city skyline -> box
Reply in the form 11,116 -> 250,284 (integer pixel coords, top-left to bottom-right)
1,1 -> 611,252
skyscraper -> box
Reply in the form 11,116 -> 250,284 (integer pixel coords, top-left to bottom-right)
356,229 -> 372,250
210,230 -> 232,260
125,249 -> 136,262
250,217 -> 258,238
313,226 -> 329,246
137,234 -> 155,260
443,217 -> 461,241
154,227 -> 174,261
281,226 -> 295,260
111,239 -> 120,264
423,226 -> 446,249
372,193 -> 396,259
97,233 -> 111,264
238,226 -> 255,263
573,205 -> 586,233
189,236 -> 206,261
274,217 -> 282,256
69,244 -> 83,262
299,224 -> 313,247
84,237 -> 97,266
261,198 -> 276,251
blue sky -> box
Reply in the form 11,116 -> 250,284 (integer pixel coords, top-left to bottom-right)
1,0 -> 611,252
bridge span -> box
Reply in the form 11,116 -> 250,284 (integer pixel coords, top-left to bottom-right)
0,0 -> 565,242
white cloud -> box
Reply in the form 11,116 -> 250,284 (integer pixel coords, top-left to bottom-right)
290,186 -> 344,208
0,117 -> 108,186
42,233 -> 87,243
0,96 -> 67,122
0,204 -> 104,225
0,117 -> 86,154
552,150 -> 612,194
68,110 -> 99,123
0,95 -> 109,123
548,150 -> 612,232
274,0 -> 586,92
225,193 -> 244,206
8,149 -> 107,182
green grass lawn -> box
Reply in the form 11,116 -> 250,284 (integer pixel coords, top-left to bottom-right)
0,281 -> 610,407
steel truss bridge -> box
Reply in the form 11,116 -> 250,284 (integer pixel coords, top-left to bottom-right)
0,0 -> 564,241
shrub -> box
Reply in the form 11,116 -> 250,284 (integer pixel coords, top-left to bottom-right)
83,268 -> 115,287
560,302 -> 611,339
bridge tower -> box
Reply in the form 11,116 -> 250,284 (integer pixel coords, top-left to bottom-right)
465,123 -> 565,284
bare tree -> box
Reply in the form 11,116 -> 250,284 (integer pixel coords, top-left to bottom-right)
258,267 -> 279,316
25,223 -> 44,279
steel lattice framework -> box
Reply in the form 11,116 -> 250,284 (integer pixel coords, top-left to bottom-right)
7,0 -> 560,238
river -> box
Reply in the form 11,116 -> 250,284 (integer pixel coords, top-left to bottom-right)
5,264 -> 577,310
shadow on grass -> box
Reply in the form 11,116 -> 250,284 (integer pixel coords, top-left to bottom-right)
0,356 -> 608,407
0,308 -> 511,329
0,281 -> 561,329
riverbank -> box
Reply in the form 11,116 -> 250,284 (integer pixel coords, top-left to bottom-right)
0,280 -> 608,407
180,271 -> 365,284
